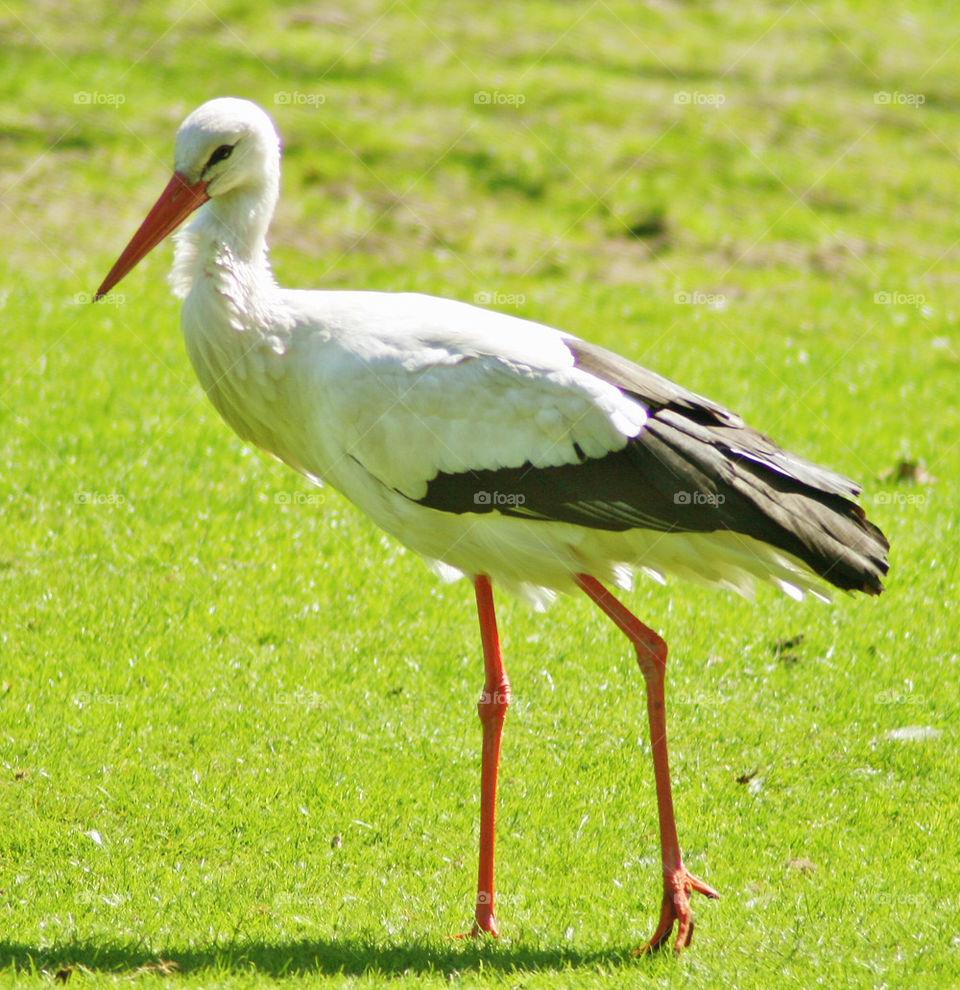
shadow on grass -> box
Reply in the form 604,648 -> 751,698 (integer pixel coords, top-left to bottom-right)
0,937 -> 647,978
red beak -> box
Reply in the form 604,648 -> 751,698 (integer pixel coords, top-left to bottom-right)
95,171 -> 210,301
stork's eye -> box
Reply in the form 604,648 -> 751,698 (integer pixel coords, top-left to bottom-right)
204,144 -> 235,171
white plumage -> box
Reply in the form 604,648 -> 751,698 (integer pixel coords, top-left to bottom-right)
96,97 -> 888,953
157,100 -> 831,607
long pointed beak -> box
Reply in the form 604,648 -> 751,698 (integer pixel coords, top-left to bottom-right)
95,171 -> 209,301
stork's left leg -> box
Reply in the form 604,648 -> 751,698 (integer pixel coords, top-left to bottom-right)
458,574 -> 511,938
575,574 -> 718,953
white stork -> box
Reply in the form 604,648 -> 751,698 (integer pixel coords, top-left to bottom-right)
95,98 -> 889,953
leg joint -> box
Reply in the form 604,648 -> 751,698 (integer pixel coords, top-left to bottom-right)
478,681 -> 511,721
635,634 -> 668,678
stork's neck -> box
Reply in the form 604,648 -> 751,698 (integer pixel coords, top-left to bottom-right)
170,176 -> 279,302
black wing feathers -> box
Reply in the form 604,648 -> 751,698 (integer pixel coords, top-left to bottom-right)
413,336 -> 889,595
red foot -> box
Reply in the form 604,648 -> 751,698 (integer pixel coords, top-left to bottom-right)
454,903 -> 499,940
636,867 -> 719,954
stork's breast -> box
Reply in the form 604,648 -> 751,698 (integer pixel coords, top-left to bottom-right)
181,292 -> 298,459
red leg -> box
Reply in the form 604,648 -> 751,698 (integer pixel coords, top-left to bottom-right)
457,574 -> 511,938
575,574 -> 718,953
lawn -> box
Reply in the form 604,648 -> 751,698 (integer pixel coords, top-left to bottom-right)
2,1 -> 959,987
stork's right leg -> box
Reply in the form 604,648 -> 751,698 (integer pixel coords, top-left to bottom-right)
575,574 -> 718,953
458,574 -> 511,938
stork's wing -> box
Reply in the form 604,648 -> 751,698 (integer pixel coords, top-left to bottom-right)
310,294 -> 888,595
320,325 -> 649,501
421,337 -> 888,594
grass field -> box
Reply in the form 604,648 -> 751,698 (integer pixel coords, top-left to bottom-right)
2,1 -> 959,986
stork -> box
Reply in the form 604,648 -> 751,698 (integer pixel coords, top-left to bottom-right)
95,98 -> 889,952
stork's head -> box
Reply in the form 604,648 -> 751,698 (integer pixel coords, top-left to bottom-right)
173,97 -> 280,197
95,97 -> 281,300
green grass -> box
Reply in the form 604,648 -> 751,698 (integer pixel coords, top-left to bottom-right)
2,0 -> 959,986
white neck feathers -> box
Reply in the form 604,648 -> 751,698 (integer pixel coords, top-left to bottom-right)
170,176 -> 279,303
